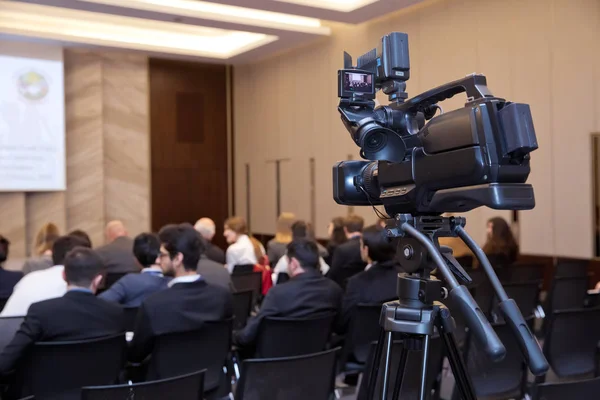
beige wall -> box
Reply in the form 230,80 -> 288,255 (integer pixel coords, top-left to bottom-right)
1,48 -> 150,267
234,0 -> 600,257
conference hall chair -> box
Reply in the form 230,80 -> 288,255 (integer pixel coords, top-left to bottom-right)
255,313 -> 336,358
501,263 -> 545,284
542,308 -> 600,380
554,257 -> 589,278
459,317 -> 532,400
546,276 -> 588,312
231,271 -> 262,308
232,290 -> 253,330
530,376 -> 600,400
123,307 -> 139,332
341,303 -> 385,367
14,333 -> 126,400
357,337 -> 444,400
0,316 -> 24,353
145,319 -> 232,397
82,369 -> 205,400
235,348 -> 340,400
490,281 -> 541,323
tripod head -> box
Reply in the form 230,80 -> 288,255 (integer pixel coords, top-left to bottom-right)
385,214 -> 549,376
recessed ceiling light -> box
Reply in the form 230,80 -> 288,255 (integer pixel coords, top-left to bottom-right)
0,2 -> 278,58
77,0 -> 331,34
274,0 -> 380,12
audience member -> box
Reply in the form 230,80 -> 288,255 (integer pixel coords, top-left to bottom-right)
0,235 -> 23,300
95,220 -> 138,274
326,215 -> 367,289
0,247 -> 125,374
272,220 -> 329,283
1,235 -> 90,317
194,217 -> 225,264
267,212 -> 296,266
325,217 -> 347,267
223,216 -> 264,273
482,217 -> 519,266
234,239 -> 342,349
99,233 -> 171,307
340,225 -> 401,330
22,222 -> 60,275
196,235 -> 233,291
68,229 -> 92,247
128,224 -> 233,363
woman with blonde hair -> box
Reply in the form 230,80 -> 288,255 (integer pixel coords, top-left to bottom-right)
267,212 -> 296,266
22,222 -> 60,275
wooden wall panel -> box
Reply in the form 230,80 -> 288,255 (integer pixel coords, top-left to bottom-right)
25,192 -> 66,255
0,193 -> 26,261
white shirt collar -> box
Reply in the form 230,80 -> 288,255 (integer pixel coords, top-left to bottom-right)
142,267 -> 163,277
168,274 -> 201,288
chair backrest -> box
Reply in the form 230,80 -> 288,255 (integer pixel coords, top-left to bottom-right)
236,348 -> 339,400
148,319 -> 232,392
255,313 -> 336,358
231,271 -> 262,306
122,307 -> 139,332
555,257 -> 589,278
0,316 -> 24,353
233,264 -> 255,274
455,255 -> 473,269
81,369 -> 205,400
502,263 -> 545,283
469,272 -> 494,318
344,304 -> 384,364
357,337 -> 444,400
16,333 -> 126,399
464,318 -> 529,399
543,308 -> 600,378
232,290 -> 253,330
491,281 -> 541,322
548,277 -> 588,312
531,376 -> 600,400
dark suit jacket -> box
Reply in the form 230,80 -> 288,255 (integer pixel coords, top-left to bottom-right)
326,237 -> 366,290
340,260 -> 402,330
0,267 -> 23,299
205,242 -> 226,265
95,236 -> 138,274
0,290 -> 125,373
234,269 -> 343,347
128,278 -> 233,362
196,256 -> 232,291
99,271 -> 170,307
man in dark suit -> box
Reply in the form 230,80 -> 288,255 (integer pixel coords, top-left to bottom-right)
234,239 -> 343,349
95,220 -> 138,274
194,218 -> 226,264
129,224 -> 233,363
0,247 -> 125,373
197,253 -> 232,291
340,225 -> 401,331
327,214 -> 367,289
99,233 -> 170,307
0,235 -> 23,300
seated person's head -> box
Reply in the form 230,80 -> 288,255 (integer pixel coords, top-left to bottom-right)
360,225 -> 396,264
0,235 -> 9,264
133,232 -> 161,270
286,238 -> 319,277
291,220 -> 308,239
68,229 -> 92,247
344,215 -> 365,238
223,216 -> 247,244
158,224 -> 205,276
62,247 -> 104,292
52,235 -> 91,266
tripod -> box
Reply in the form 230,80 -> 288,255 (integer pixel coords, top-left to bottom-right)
366,214 -> 549,400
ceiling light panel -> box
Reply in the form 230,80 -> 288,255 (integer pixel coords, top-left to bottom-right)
273,0 -> 380,12
0,2 -> 279,58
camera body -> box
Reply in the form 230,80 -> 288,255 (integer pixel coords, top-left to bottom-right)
333,33 -> 538,216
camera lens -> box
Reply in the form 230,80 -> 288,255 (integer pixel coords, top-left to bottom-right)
364,131 -> 387,152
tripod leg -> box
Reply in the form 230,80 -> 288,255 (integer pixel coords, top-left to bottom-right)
381,331 -> 393,400
391,342 -> 408,400
418,335 -> 431,400
442,332 -> 477,400
367,328 -> 387,400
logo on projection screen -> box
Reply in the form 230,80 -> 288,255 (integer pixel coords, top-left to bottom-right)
17,71 -> 49,101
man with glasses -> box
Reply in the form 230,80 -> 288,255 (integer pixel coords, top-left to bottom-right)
99,233 -> 171,307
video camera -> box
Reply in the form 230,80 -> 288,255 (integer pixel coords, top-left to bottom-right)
333,32 -> 538,216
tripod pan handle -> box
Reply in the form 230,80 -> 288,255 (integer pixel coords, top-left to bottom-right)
499,299 -> 549,376
449,286 -> 506,361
